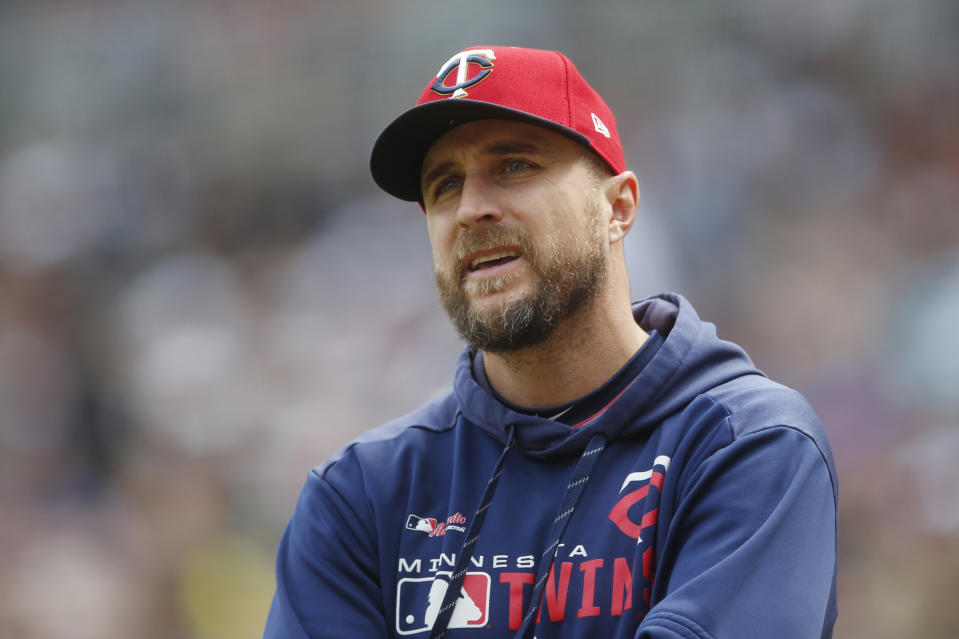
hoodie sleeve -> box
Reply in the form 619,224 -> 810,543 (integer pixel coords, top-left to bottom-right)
637,425 -> 837,639
263,456 -> 389,639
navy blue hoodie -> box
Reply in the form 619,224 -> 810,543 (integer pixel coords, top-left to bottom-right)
264,293 -> 838,638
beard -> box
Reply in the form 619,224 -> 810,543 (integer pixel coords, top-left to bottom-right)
434,202 -> 609,353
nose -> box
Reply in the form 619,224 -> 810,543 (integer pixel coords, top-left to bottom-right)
455,173 -> 503,228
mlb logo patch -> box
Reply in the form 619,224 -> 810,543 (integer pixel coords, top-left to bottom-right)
407,514 -> 438,534
395,572 -> 490,635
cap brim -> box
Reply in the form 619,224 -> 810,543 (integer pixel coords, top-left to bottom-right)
369,100 -> 591,202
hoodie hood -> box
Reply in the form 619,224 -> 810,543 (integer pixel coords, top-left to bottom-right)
454,293 -> 764,457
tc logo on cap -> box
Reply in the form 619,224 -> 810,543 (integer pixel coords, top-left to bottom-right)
431,48 -> 496,99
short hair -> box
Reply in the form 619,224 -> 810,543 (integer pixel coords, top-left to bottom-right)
583,148 -> 616,183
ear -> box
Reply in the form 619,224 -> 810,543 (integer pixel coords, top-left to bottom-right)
604,170 -> 639,244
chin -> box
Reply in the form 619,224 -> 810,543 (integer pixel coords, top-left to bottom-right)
466,283 -> 532,315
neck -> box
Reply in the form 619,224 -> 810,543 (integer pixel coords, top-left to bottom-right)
482,288 -> 647,409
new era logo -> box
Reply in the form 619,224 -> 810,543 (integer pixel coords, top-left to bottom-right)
591,113 -> 611,138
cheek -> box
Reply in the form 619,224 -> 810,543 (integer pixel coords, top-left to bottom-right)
535,195 -> 582,237
428,241 -> 446,273
426,231 -> 455,275
425,219 -> 446,257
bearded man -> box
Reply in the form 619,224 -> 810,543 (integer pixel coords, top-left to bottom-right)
265,46 -> 838,639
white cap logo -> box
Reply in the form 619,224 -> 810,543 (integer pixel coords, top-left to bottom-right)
591,113 -> 611,138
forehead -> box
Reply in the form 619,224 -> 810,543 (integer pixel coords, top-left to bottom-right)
422,119 -> 585,171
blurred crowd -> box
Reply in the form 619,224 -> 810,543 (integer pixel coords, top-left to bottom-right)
1,1 -> 957,638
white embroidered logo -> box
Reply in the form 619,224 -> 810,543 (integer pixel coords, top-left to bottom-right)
591,112 -> 611,138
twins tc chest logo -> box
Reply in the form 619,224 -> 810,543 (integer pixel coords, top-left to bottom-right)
396,572 -> 491,635
431,48 -> 496,98
608,455 -> 671,542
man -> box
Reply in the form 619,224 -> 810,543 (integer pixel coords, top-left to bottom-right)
264,46 -> 838,638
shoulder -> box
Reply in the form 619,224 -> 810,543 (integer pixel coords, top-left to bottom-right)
667,373 -> 834,477
314,390 -> 461,478
704,374 -> 825,444
697,374 -> 837,493
284,392 -> 461,541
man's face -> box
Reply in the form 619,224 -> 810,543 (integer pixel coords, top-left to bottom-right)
420,119 -> 611,353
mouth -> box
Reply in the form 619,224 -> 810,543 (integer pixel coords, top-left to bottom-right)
465,247 -> 523,273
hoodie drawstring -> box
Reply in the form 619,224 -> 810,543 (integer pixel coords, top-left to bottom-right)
428,426 -> 516,639
514,433 -> 607,639
428,429 -> 607,639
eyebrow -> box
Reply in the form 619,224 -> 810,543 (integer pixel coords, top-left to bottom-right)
484,140 -> 544,156
421,140 -> 547,193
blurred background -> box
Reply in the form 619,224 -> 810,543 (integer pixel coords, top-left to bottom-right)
1,1 -> 957,637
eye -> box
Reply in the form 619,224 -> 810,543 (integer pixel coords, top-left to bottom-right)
504,159 -> 531,174
434,177 -> 461,197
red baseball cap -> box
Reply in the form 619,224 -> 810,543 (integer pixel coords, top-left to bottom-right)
370,46 -> 626,202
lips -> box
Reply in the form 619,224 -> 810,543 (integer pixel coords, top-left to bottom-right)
465,247 -> 522,273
